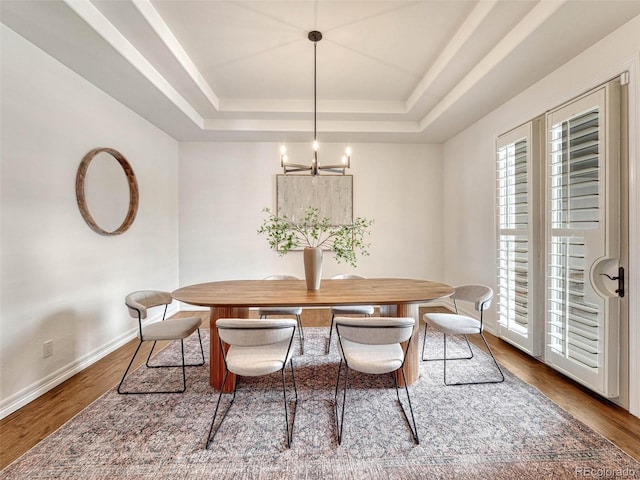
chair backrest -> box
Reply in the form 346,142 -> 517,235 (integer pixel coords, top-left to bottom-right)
335,317 -> 414,345
125,290 -> 172,319
331,274 -> 366,280
216,318 -> 297,347
263,275 -> 300,280
453,285 -> 494,312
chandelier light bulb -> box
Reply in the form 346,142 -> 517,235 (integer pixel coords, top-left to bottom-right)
313,140 -> 319,152
345,146 -> 352,156
280,145 -> 287,155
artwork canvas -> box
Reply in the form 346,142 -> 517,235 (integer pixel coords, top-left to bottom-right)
276,175 -> 353,225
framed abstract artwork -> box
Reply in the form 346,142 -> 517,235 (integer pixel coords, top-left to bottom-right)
276,174 -> 353,225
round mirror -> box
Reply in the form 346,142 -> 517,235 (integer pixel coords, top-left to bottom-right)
76,148 -> 139,236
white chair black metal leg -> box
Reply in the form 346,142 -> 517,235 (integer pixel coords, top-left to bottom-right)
118,334 -> 205,394
145,329 -> 205,369
333,359 -> 349,445
421,322 -> 473,361
333,359 -> 419,445
442,333 -> 505,386
327,313 -> 336,354
206,369 -> 237,448
393,367 -> 420,444
280,359 -> 298,447
206,360 -> 298,449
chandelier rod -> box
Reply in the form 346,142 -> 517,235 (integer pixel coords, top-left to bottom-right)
312,32 -> 319,174
313,37 -> 317,146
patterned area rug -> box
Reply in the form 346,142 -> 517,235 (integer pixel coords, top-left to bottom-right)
2,328 -> 639,479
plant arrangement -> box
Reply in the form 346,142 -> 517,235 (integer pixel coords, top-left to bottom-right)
258,207 -> 373,268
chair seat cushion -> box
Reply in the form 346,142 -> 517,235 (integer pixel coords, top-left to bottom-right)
258,306 -> 303,316
141,317 -> 201,341
226,339 -> 293,376
339,339 -> 404,374
330,305 -> 375,316
424,313 -> 481,335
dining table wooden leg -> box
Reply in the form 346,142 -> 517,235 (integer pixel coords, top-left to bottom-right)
380,303 -> 420,387
209,306 -> 249,392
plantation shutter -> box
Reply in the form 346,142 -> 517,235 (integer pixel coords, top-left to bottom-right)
545,82 -> 620,397
496,123 -> 540,355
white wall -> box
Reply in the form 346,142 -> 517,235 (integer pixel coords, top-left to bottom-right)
178,142 -> 444,287
442,16 -> 640,415
0,25 -> 181,417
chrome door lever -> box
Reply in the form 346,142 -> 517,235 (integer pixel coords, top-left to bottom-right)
600,266 -> 625,298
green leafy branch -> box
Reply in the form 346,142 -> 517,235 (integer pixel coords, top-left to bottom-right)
257,207 -> 373,268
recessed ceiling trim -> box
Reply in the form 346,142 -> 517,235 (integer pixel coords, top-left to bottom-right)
321,120 -> 421,134
132,0 -> 220,111
219,98 -> 407,115
406,0 -> 498,113
63,0 -> 204,129
418,0 -> 567,132
203,118 -> 419,134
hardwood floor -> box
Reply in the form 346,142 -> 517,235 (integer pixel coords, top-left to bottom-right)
481,332 -> 640,460
1,308 -> 639,470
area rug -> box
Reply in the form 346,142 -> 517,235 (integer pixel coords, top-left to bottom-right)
2,328 -> 639,479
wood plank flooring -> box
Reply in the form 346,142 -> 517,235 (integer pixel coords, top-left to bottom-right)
1,308 -> 639,470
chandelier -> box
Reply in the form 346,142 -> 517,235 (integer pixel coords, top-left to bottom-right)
280,31 -> 351,175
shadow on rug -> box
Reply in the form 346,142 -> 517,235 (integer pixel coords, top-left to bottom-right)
2,328 -> 639,479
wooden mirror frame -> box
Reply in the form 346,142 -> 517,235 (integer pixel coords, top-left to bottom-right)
75,147 -> 139,236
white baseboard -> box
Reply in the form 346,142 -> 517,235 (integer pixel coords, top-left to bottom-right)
0,304 -> 178,420
418,299 -> 453,310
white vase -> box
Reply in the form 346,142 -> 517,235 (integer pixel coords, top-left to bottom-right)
303,247 -> 323,290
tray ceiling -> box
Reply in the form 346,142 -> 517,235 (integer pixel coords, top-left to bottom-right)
2,0 -> 639,143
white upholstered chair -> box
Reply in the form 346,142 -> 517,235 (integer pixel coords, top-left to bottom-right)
118,290 -> 204,394
334,316 -> 419,445
422,285 -> 504,385
206,318 -> 298,449
257,275 -> 304,353
326,274 -> 375,354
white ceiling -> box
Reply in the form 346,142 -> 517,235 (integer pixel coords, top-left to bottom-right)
2,0 -> 640,143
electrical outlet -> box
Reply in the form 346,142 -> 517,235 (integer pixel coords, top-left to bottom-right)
43,340 -> 53,358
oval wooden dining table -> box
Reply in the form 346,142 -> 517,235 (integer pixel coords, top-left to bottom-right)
172,278 -> 454,392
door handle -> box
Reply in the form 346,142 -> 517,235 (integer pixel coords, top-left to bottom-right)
600,266 -> 625,298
